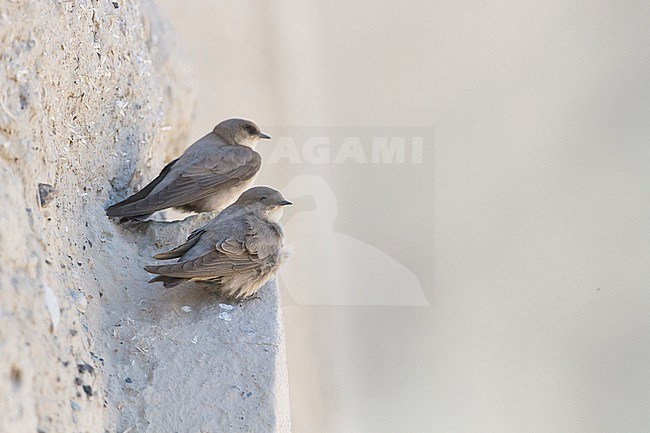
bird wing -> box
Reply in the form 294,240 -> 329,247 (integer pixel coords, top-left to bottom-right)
145,236 -> 273,279
108,146 -> 261,217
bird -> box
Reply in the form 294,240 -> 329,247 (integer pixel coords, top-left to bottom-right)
106,118 -> 270,221
145,186 -> 292,299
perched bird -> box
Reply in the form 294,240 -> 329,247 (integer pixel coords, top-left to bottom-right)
106,118 -> 270,220
145,186 -> 292,299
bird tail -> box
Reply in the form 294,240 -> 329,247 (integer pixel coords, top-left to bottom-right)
113,213 -> 153,223
105,158 -> 179,218
106,203 -> 152,220
148,274 -> 186,288
145,264 -> 185,287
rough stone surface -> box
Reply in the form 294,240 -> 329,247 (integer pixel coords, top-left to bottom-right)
0,1 -> 289,432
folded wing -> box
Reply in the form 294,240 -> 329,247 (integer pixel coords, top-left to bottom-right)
145,237 -> 272,280
107,147 -> 261,217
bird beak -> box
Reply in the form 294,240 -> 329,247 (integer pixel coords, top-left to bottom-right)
258,132 -> 271,139
278,200 -> 292,206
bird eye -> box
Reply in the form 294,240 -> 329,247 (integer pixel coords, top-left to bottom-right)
244,125 -> 256,134
258,196 -> 267,202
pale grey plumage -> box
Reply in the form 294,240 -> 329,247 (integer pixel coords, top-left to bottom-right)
145,186 -> 292,299
106,118 -> 270,220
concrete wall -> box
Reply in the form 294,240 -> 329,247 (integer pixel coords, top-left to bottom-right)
0,1 -> 289,432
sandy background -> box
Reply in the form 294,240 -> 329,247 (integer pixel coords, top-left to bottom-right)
156,0 -> 650,432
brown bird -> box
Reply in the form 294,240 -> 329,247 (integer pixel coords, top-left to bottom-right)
145,186 -> 292,299
106,118 -> 270,221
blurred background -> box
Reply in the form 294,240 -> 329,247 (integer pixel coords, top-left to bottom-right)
156,1 -> 650,432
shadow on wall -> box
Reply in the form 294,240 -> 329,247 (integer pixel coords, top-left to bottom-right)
280,175 -> 429,306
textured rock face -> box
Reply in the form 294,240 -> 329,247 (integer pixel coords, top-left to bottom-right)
0,2 -> 289,432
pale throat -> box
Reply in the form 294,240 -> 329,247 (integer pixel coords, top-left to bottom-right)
237,137 -> 259,148
264,206 -> 284,222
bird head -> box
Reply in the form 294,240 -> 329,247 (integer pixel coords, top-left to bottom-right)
236,186 -> 292,222
213,118 -> 270,147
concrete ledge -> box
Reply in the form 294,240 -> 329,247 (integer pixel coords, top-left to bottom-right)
102,217 -> 291,432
